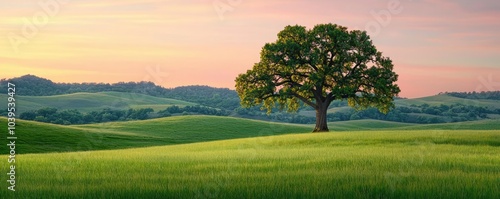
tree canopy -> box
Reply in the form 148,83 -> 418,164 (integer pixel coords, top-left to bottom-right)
235,23 -> 400,132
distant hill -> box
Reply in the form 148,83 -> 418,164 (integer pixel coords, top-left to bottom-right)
0,75 -> 167,96
0,75 -> 240,110
444,91 -> 500,100
0,91 -> 196,114
396,94 -> 500,108
1,75 -> 499,125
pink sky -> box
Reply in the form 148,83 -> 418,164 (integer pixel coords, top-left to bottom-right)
1,0 -> 499,98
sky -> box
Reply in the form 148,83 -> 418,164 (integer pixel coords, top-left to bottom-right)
0,0 -> 499,98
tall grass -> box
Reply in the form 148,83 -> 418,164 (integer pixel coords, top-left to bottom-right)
2,116 -> 498,155
1,130 -> 499,198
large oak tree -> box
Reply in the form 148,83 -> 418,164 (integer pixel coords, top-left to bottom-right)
235,24 -> 400,132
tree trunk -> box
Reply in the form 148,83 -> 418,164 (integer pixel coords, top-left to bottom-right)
313,103 -> 329,132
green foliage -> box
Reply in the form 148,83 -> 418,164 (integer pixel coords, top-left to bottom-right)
0,75 -> 166,96
157,105 -> 229,117
20,108 -> 156,124
236,24 -> 400,112
19,105 -> 230,125
1,130 -> 499,198
236,24 -> 400,131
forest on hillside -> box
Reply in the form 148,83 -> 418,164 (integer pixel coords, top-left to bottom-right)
0,75 -> 240,110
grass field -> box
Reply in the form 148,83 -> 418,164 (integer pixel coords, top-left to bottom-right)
0,91 -> 196,113
0,116 -> 311,154
2,116 -> 498,155
1,130 -> 499,198
1,116 -> 499,198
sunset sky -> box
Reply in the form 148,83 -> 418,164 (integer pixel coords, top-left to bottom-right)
1,0 -> 499,98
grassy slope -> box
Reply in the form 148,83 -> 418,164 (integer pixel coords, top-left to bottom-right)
76,115 -> 310,140
326,119 -> 500,131
2,130 -> 499,198
0,91 -> 196,113
0,117 -> 165,154
328,119 -> 500,131
0,116 -> 311,154
397,94 -> 500,108
2,116 -> 498,154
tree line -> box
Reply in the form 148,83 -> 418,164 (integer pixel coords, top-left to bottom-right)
444,91 -> 500,100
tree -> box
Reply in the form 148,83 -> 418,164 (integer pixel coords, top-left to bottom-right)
235,24 -> 400,132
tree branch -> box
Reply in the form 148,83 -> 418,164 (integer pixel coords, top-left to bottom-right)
291,92 -> 317,108
276,79 -> 303,87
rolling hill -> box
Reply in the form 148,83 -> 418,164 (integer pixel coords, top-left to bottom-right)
1,115 -> 498,155
1,129 -> 499,198
0,116 -> 311,154
396,94 -> 500,108
1,113 -> 498,197
0,91 -> 196,113
0,75 -> 241,110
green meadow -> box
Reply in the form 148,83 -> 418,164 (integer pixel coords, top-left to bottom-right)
0,116 -> 499,198
0,116 -> 310,154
